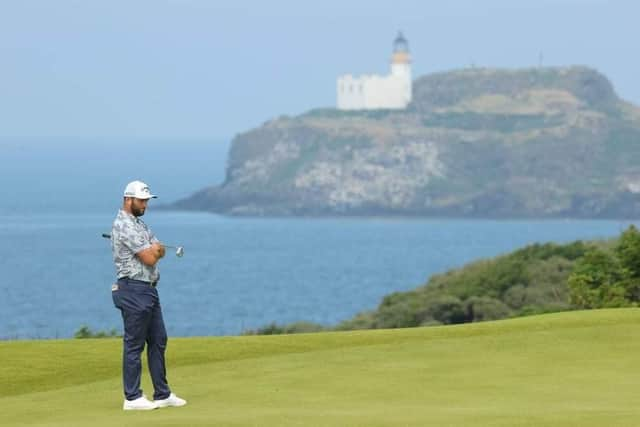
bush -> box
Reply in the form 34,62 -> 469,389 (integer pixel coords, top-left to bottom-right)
512,241 -> 587,262
417,294 -> 467,325
567,248 -> 627,308
518,303 -> 572,316
373,291 -> 423,328
74,325 -> 119,339
335,311 -> 375,331
244,323 -> 285,335
503,284 -> 527,309
615,225 -> 640,278
283,321 -> 326,334
566,227 -> 640,308
465,296 -> 512,322
243,321 -> 325,335
524,256 -> 573,304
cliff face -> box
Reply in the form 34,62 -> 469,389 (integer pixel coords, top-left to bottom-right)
175,66 -> 640,218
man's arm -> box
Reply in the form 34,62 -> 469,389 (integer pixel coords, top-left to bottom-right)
137,242 -> 166,266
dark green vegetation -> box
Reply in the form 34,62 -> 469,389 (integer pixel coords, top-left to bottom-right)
568,225 -> 640,308
246,226 -> 640,335
336,241 -> 585,330
173,66 -> 640,218
74,325 -> 120,339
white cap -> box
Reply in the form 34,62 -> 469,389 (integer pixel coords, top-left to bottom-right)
123,180 -> 157,199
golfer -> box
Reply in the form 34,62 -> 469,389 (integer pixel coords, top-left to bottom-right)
110,180 -> 186,410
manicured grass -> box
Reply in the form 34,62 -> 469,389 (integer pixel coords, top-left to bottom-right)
2,309 -> 640,426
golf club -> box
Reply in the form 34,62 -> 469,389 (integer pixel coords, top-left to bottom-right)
101,233 -> 184,257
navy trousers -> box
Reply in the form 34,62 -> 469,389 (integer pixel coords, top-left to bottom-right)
112,278 -> 171,401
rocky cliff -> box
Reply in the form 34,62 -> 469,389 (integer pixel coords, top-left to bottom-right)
174,66 -> 640,218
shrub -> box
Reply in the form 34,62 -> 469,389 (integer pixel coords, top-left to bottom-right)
567,226 -> 640,308
283,321 -> 325,334
567,248 -> 627,308
615,225 -> 640,278
335,311 -> 375,331
465,296 -> 512,322
418,295 -> 467,325
503,284 -> 527,309
243,321 -> 325,335
74,325 -> 119,339
373,291 -> 423,328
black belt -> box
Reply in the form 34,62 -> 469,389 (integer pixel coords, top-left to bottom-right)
118,277 -> 158,287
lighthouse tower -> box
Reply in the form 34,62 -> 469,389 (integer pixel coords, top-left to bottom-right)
390,32 -> 412,106
337,32 -> 413,110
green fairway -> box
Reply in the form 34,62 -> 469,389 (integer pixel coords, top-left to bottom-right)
2,309 -> 639,426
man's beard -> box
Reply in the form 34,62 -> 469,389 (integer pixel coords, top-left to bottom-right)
132,205 -> 146,217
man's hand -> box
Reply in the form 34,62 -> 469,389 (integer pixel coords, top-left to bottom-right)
137,242 -> 165,266
154,242 -> 166,259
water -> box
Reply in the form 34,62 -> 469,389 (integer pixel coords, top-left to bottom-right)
0,138 -> 230,214
0,140 -> 636,339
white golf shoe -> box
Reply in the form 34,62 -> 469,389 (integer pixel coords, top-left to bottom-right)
154,393 -> 187,408
123,395 -> 158,410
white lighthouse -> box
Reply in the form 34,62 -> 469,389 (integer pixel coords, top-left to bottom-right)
337,32 -> 413,110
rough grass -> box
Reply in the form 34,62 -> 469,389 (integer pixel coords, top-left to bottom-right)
2,309 -> 640,426
447,90 -> 583,115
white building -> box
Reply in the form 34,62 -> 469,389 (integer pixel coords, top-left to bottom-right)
337,32 -> 412,110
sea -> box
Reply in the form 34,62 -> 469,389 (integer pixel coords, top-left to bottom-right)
0,139 -> 636,339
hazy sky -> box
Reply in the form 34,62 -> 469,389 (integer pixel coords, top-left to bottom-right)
0,0 -> 637,141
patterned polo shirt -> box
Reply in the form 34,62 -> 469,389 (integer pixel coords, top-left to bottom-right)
111,209 -> 160,282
